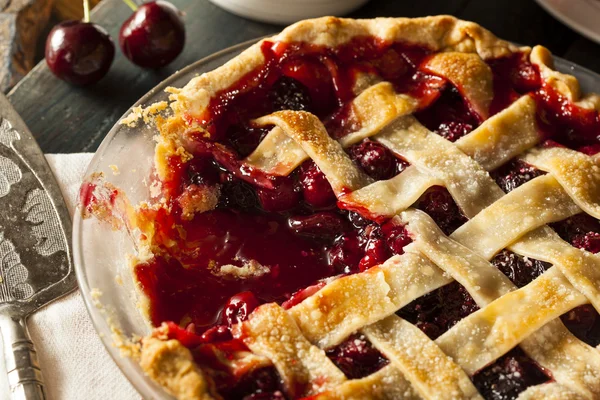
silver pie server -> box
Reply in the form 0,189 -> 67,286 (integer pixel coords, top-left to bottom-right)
0,93 -> 75,400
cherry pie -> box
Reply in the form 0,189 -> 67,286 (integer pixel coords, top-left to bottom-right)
83,15 -> 600,400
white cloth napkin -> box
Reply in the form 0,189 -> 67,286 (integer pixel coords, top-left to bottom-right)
0,154 -> 139,399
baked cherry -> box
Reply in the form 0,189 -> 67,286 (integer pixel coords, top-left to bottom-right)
381,222 -> 412,255
269,76 -> 313,112
572,232 -> 600,254
492,160 -> 546,194
288,212 -> 347,241
417,186 -> 467,235
491,250 -> 551,288
578,144 -> 600,155
349,140 -> 399,181
511,61 -> 541,94
280,58 -> 336,113
256,177 -> 300,212
298,161 -> 336,208
347,211 -> 370,229
358,226 -> 390,271
552,214 -> 600,253
436,121 -> 473,142
242,393 -> 286,400
200,325 -> 232,343
326,334 -> 389,379
224,367 -> 285,400
414,322 -> 441,339
119,1 -> 185,68
551,213 -> 600,244
186,156 -> 219,186
221,291 -> 259,327
397,282 -> 478,340
473,349 -> 551,400
561,304 -> 600,346
163,321 -> 205,347
219,178 -> 259,211
226,125 -> 269,158
45,21 -> 115,85
328,232 -> 363,274
371,48 -> 411,81
415,84 -> 479,137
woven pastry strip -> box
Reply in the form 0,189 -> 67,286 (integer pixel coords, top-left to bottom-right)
313,365 -> 420,400
235,303 -> 346,397
509,227 -> 600,311
522,147 -> 600,218
343,96 -> 539,216
451,174 -> 581,259
289,252 -> 451,348
363,315 -> 482,400
247,82 -> 418,176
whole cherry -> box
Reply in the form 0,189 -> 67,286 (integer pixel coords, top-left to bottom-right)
119,0 -> 185,68
45,2 -> 115,86
256,176 -> 299,212
298,161 -> 336,208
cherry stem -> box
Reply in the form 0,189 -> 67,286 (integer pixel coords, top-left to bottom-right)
122,0 -> 138,11
83,0 -> 90,23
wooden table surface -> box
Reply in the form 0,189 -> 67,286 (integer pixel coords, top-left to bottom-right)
7,0 -> 600,153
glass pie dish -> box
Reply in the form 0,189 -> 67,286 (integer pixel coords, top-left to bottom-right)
73,37 -> 600,399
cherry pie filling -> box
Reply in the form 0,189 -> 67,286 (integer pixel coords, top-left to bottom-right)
132,38 -> 600,399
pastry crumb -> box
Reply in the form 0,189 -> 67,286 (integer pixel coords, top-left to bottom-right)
210,259 -> 270,279
120,101 -> 169,127
149,180 -> 163,198
90,288 -> 103,304
178,184 -> 220,220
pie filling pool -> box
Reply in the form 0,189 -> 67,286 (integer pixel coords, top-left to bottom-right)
127,38 -> 600,399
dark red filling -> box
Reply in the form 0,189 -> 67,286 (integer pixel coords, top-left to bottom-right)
129,36 -> 600,398
325,334 -> 389,379
415,85 -> 479,142
348,140 -> 409,181
491,250 -> 552,289
491,160 -> 546,194
396,281 -> 479,340
472,348 -> 552,400
416,186 -> 468,235
220,367 -> 287,400
551,213 -> 600,254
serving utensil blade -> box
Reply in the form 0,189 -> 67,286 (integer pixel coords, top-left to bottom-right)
0,93 -> 75,399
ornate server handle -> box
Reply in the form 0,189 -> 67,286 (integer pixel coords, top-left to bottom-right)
0,315 -> 45,400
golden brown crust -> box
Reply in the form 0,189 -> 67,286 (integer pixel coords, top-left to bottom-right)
140,337 -> 218,400
422,52 -> 493,119
529,45 -> 600,109
167,16 -> 520,123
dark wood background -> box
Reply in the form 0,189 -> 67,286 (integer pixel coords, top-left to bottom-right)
8,0 -> 600,153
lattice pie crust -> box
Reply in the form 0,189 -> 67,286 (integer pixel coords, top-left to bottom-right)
135,16 -> 600,400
